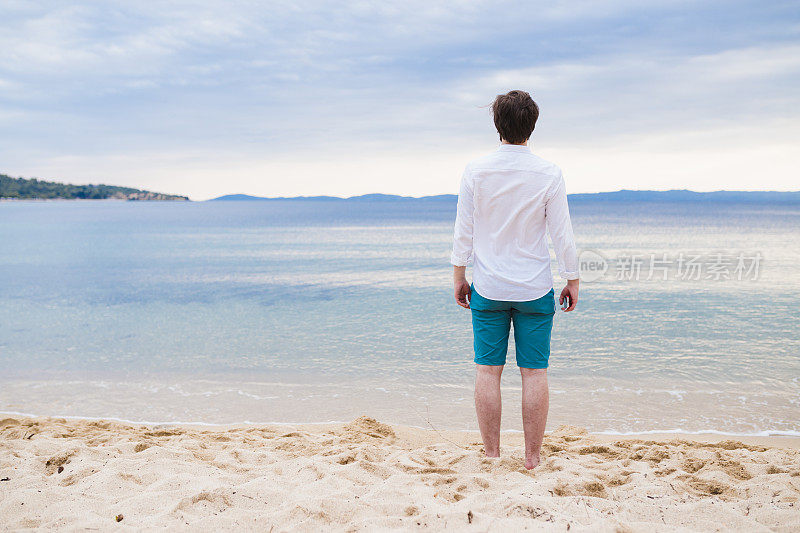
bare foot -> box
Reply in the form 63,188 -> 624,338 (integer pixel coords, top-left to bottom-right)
524,454 -> 540,470
484,450 -> 500,458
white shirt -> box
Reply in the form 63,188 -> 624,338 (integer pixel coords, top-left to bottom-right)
450,143 -> 579,301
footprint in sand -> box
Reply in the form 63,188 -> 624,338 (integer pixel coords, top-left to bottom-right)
175,490 -> 232,514
44,451 -> 74,475
687,477 -> 730,497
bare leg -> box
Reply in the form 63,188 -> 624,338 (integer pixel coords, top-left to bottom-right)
474,364 -> 503,457
520,367 -> 549,469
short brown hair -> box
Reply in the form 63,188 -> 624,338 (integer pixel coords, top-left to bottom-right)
491,90 -> 539,144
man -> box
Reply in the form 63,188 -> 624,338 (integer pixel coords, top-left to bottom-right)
451,90 -> 579,470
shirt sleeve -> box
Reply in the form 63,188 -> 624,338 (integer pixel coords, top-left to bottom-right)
545,171 -> 580,280
450,166 -> 474,266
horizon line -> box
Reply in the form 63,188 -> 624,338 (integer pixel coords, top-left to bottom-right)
206,189 -> 800,201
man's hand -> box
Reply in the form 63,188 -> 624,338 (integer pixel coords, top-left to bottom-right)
559,279 -> 579,312
453,266 -> 471,309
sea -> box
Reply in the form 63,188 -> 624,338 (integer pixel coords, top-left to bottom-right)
1,198 -> 798,436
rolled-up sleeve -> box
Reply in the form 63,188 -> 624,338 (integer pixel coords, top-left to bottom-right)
545,172 -> 580,280
450,166 -> 474,266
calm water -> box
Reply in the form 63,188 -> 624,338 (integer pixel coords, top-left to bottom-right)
1,199 -> 798,434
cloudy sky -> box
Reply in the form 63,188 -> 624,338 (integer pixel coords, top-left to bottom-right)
1,1 -> 798,200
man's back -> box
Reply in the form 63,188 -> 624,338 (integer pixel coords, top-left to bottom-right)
451,89 -> 579,470
451,143 -> 578,302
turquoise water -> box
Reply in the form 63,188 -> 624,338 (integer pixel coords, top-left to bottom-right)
1,199 -> 798,434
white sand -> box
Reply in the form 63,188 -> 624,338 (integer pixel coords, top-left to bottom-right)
1,415 -> 798,531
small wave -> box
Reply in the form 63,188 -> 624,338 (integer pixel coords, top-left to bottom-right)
0,409 -> 346,428
1,409 -> 798,437
594,428 -> 800,437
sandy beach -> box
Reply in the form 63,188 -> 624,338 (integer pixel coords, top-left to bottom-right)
1,416 -> 798,531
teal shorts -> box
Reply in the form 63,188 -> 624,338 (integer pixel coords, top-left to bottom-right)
470,284 -> 555,369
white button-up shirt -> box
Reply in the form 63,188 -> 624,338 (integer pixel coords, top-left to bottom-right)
450,143 -> 579,301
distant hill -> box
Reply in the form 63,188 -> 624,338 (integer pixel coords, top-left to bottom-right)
0,174 -> 189,201
210,190 -> 799,204
211,192 -> 459,202
568,189 -> 800,204
211,193 -> 343,201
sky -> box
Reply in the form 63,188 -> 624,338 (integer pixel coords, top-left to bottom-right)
1,1 -> 798,200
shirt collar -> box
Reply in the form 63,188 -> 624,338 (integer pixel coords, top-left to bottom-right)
497,143 -> 531,153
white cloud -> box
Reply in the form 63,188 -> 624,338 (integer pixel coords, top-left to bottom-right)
0,1 -> 797,197
467,43 -> 800,143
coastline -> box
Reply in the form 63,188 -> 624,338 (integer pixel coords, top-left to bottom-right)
0,197 -> 190,202
3,409 -> 798,441
2,415 -> 798,531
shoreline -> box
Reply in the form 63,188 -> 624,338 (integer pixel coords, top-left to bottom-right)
2,415 -> 799,531
2,410 -> 798,442
0,197 -> 190,202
